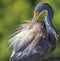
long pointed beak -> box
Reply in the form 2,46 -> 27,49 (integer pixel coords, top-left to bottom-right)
32,11 -> 39,22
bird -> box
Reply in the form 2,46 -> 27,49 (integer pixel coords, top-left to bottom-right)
9,2 -> 59,61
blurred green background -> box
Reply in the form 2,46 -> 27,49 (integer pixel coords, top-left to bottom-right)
0,0 -> 60,61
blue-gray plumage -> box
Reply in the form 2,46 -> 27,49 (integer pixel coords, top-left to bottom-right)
9,2 -> 59,61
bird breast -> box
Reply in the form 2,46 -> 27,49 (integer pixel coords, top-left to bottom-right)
30,21 -> 45,32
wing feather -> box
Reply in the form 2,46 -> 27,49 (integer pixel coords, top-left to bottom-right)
9,28 -> 38,51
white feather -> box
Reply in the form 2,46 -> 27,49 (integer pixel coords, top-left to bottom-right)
9,27 -> 37,51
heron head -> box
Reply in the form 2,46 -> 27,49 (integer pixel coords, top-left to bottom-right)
34,3 -> 45,14
33,3 -> 54,22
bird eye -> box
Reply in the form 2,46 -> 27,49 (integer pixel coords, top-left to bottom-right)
34,11 -> 39,16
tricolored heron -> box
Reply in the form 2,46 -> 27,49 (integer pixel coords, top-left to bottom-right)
9,2 -> 59,61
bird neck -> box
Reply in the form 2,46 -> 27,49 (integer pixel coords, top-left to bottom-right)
45,5 -> 54,25
45,7 -> 58,38
45,6 -> 55,33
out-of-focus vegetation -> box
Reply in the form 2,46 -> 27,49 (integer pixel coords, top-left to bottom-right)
0,0 -> 60,61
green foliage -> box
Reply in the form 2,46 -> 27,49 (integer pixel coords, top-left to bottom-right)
0,0 -> 60,61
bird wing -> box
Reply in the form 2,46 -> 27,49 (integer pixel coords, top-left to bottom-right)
9,29 -> 51,61
27,32 -> 43,53
9,28 -> 37,51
